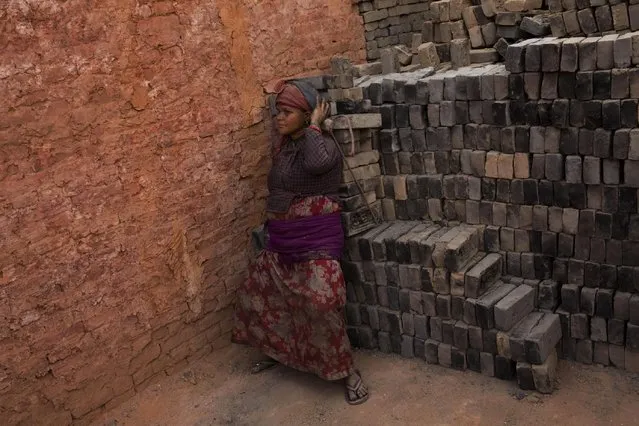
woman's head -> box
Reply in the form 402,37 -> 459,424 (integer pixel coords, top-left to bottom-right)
274,81 -> 318,137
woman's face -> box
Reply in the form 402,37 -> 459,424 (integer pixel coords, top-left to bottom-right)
275,105 -> 307,136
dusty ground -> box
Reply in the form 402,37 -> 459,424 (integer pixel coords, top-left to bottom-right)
96,345 -> 639,426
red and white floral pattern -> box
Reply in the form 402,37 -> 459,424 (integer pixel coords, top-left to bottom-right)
232,196 -> 355,381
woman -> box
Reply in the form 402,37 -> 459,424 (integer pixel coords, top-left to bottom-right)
232,80 -> 369,405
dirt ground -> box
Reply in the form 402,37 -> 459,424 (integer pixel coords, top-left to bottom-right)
95,345 -> 639,426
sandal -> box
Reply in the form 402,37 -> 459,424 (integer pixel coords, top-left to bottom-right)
345,370 -> 369,405
250,359 -> 278,374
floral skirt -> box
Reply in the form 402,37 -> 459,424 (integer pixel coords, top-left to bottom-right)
232,196 -> 355,381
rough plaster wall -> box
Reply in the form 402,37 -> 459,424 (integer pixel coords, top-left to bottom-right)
0,0 -> 364,424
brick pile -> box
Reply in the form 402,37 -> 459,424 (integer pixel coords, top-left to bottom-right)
355,0 -> 639,76
354,0 -> 433,60
343,221 -> 561,392
502,36 -> 639,369
333,25 -> 639,391
417,0 -> 554,63
547,0 -> 636,38
428,0 -> 499,58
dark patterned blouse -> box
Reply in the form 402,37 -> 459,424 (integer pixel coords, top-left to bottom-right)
266,128 -> 343,213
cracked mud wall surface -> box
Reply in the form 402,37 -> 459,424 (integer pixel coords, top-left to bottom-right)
0,1 -> 364,424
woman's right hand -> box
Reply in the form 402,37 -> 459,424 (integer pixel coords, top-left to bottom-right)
310,99 -> 330,127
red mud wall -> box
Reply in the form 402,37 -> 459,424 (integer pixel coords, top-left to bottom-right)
0,1 -> 364,424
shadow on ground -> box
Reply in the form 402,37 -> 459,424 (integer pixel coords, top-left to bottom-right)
96,345 -> 639,426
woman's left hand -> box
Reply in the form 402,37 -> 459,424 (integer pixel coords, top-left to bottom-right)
310,99 -> 330,127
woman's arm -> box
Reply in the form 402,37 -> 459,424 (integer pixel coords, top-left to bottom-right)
302,128 -> 340,174
301,98 -> 340,174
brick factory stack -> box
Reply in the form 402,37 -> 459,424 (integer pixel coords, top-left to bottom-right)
299,4 -> 639,389
353,0 -> 638,69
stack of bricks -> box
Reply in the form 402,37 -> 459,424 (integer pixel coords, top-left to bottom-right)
355,0 -> 432,60
420,0 -> 555,65
423,0 -> 471,58
323,57 -> 367,104
547,0 -> 635,38
425,0 -> 501,61
355,0 -> 639,70
343,220 -> 562,393
347,63 -> 568,392
338,27 -> 639,386
334,116 -> 385,237
503,34 -> 639,369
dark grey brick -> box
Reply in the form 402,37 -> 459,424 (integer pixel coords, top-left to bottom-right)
576,339 -> 593,364
545,154 -> 564,181
451,347 -> 467,371
608,319 -> 626,346
627,323 -> 639,351
516,362 -> 536,390
575,71 -> 594,100
430,316 -> 443,342
466,253 -> 503,298
480,352 -> 495,376
538,280 -> 560,311
483,328 -> 499,354
454,321 -> 469,349
561,284 -> 581,314
438,343 -> 452,367
494,355 -> 516,380
621,100 -> 638,128
541,39 -> 562,72
525,313 -> 562,364
594,71 -> 611,100
494,285 -> 535,331
596,289 -> 614,319
476,282 -> 516,329
591,316 -> 608,342
572,313 -> 590,339
594,341 -> 610,365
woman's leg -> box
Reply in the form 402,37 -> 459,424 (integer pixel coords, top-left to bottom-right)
344,370 -> 369,405
232,252 -> 293,372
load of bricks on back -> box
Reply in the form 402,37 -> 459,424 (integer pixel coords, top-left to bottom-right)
354,0 -> 639,68
303,32 -> 639,395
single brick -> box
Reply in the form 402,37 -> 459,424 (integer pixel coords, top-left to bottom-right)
591,316 -> 608,342
495,355 -> 516,380
609,344 -> 625,368
561,37 -> 583,72
516,362 -> 536,391
525,313 -> 562,364
538,280 -> 560,311
438,343 -> 453,367
494,285 -> 535,331
578,10 -> 598,35
465,253 -> 503,298
476,282 -> 516,329
579,37 -> 599,71
481,352 -> 495,376
509,312 -> 545,362
576,339 -> 593,364
425,339 -> 440,364
627,323 -> 639,351
561,284 -> 581,313
532,349 -> 558,394
608,319 -> 626,346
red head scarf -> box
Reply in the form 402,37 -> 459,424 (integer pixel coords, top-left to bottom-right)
274,82 -> 312,112
270,80 -> 319,157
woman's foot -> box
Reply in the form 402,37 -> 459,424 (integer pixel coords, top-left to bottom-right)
345,370 -> 369,405
250,357 -> 278,374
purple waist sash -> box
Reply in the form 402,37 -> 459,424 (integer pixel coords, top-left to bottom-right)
266,212 -> 344,264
